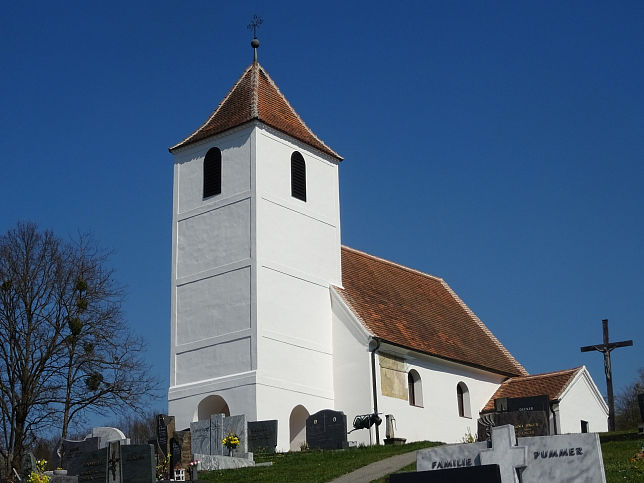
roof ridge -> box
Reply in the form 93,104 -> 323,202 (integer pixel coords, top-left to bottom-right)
441,280 -> 529,377
169,64 -> 254,152
341,245 -> 444,282
505,366 -> 582,382
257,64 -> 341,160
250,62 -> 259,118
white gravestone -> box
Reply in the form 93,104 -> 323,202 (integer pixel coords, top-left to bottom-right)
417,425 -> 606,483
88,427 -> 130,449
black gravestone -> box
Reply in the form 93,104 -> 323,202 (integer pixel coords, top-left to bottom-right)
156,415 -> 169,456
248,420 -> 278,453
506,395 -> 549,412
494,410 -> 549,437
60,438 -> 101,477
121,444 -> 155,483
21,452 -> 36,479
638,393 -> 644,422
306,410 -> 348,450
389,464 -> 502,482
77,447 -> 108,483
170,438 -> 181,471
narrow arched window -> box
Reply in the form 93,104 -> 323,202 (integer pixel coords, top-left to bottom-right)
408,370 -> 423,407
203,147 -> 221,198
457,382 -> 471,418
291,151 -> 306,201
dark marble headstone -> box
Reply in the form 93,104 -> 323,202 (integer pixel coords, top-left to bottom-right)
156,415 -> 174,457
248,420 -> 278,453
170,438 -> 181,471
389,465 -> 502,482
120,444 -> 155,483
638,393 -> 644,422
60,437 -> 101,476
77,447 -> 108,483
306,409 -> 348,450
494,410 -> 549,437
21,452 -> 36,479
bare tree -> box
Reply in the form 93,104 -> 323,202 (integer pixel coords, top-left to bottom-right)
615,368 -> 644,430
0,222 -> 157,476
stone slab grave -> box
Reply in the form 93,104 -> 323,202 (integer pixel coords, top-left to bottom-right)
248,420 -> 278,453
306,409 -> 348,450
417,424 -> 606,482
77,441 -> 155,483
156,414 -> 175,457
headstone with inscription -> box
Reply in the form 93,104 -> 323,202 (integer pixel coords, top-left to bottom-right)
78,447 -> 108,483
156,414 -> 175,457
190,419 -> 211,455
77,443 -> 155,483
638,393 -> 644,434
120,444 -> 155,483
60,437 -> 101,477
417,424 -> 606,483
170,438 -> 182,471
486,395 -> 550,438
248,420 -> 278,453
306,409 -> 348,450
222,414 -> 247,456
88,427 -> 129,449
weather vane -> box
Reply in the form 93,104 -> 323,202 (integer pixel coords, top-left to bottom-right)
247,14 -> 263,62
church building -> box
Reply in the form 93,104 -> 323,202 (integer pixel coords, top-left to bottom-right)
167,42 -> 608,450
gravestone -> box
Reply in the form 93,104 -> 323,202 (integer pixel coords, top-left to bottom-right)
247,420 -> 278,453
417,424 -> 606,482
190,420 -> 211,455
60,437 -> 101,477
389,464 -> 502,482
494,410 -> 549,437
156,414 -> 175,457
120,444 -> 155,483
173,430 -> 191,470
210,413 -> 225,456
170,438 -> 182,471
306,409 -> 348,450
77,443 -> 155,483
21,452 -> 37,479
88,427 -> 129,449
222,414 -> 247,457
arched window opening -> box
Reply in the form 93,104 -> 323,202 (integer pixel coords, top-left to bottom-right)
291,151 -> 307,201
408,369 -> 423,407
194,394 -> 230,422
457,382 -> 471,418
203,147 -> 222,198
289,405 -> 309,451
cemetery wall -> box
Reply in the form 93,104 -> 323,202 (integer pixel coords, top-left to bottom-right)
557,370 -> 608,434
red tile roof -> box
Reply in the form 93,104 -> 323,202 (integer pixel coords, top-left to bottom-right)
481,367 -> 582,412
335,246 -> 528,377
169,62 -> 342,160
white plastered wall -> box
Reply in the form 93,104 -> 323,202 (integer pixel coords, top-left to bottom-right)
168,125 -> 258,428
557,367 -> 608,434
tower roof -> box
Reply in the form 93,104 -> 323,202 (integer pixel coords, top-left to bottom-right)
169,62 -> 342,160
335,246 -> 529,378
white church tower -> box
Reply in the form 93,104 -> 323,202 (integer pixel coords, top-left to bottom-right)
167,40 -> 343,449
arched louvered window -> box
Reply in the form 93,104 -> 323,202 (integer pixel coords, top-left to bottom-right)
291,151 -> 306,201
203,147 -> 221,198
408,370 -> 423,407
457,382 -> 471,418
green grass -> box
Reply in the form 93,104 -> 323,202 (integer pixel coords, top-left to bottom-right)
197,441 -> 441,482
198,433 -> 644,483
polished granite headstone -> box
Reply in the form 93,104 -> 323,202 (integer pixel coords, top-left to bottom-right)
389,464 -> 501,482
248,420 -> 278,453
60,437 -> 101,478
222,414 -> 247,457
306,409 -> 348,450
417,425 -> 606,483
190,420 -> 211,455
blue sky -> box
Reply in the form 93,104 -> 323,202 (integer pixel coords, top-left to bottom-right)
2,1 -> 642,427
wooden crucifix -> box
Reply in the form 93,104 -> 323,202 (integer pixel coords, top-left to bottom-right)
580,319 -> 633,431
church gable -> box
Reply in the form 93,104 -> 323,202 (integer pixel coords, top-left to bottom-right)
334,246 -> 528,378
169,62 -> 341,160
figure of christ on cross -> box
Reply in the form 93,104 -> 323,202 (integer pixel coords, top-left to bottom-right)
580,319 -> 633,431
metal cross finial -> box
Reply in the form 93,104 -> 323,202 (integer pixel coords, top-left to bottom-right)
247,15 -> 263,62
247,14 -> 263,39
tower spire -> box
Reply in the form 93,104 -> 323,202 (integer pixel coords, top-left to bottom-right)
247,14 -> 263,63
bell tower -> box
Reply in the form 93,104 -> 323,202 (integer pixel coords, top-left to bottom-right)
167,38 -> 343,449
